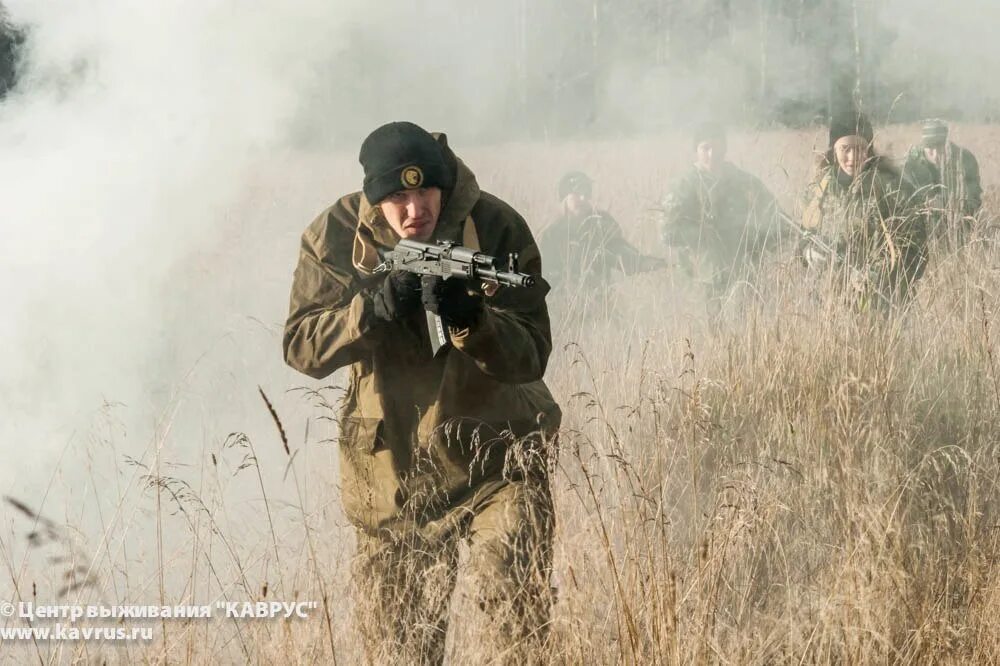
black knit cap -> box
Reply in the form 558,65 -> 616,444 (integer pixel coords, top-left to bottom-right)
558,171 -> 593,199
359,121 -> 453,204
828,110 -> 874,148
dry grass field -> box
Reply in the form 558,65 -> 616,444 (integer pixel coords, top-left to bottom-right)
3,124 -> 1000,664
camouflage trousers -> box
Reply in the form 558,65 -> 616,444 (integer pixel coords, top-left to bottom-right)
350,477 -> 555,665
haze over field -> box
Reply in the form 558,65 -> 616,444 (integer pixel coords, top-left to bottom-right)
1,1 -> 1000,662
2,0 -> 998,493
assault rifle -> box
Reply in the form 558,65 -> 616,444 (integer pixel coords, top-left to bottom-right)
376,239 -> 535,288
778,213 -> 892,309
375,239 -> 535,354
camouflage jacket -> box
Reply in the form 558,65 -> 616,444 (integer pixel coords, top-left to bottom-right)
802,158 -> 927,294
283,135 -> 561,534
658,162 -> 781,283
902,142 -> 982,239
538,208 -> 662,289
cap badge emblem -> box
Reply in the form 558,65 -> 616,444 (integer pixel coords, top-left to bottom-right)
401,166 -> 424,189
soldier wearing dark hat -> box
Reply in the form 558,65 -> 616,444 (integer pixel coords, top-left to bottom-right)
538,170 -> 666,293
902,119 -> 982,247
801,110 -> 927,305
284,121 -> 560,663
657,122 -> 783,297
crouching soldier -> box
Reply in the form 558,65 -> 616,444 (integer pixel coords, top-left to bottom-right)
902,118 -> 983,248
539,170 -> 666,325
284,121 -> 561,664
539,170 -> 667,290
801,110 -> 928,308
658,122 -> 783,299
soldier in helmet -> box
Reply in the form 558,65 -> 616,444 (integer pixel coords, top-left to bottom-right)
538,170 -> 666,293
902,119 -> 983,247
657,122 -> 783,298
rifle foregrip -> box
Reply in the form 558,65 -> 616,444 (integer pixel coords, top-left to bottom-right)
495,272 -> 535,288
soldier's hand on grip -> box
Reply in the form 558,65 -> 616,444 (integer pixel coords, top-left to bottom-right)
371,270 -> 422,322
421,275 -> 484,330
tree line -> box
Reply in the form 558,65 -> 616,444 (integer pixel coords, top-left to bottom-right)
514,0 -> 991,137
2,2 -> 991,141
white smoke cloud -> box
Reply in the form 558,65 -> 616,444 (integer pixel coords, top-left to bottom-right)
0,1 -> 366,495
0,0 -> 536,515
882,0 -> 1000,120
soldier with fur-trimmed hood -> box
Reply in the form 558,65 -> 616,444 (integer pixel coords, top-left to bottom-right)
284,121 -> 560,662
801,110 -> 928,305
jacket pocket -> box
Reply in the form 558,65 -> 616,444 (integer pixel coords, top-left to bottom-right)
337,417 -> 398,529
338,416 -> 383,453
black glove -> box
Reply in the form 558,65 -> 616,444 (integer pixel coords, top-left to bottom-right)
421,275 -> 484,330
371,270 -> 422,322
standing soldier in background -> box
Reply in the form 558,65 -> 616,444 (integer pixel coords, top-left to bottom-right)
284,121 -> 560,664
801,110 -> 927,307
902,119 -> 983,248
657,122 -> 783,299
539,170 -> 666,291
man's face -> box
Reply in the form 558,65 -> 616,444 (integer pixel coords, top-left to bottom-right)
833,135 -> 869,178
378,187 -> 442,242
563,190 -> 592,217
923,141 -> 946,164
695,139 -> 726,173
